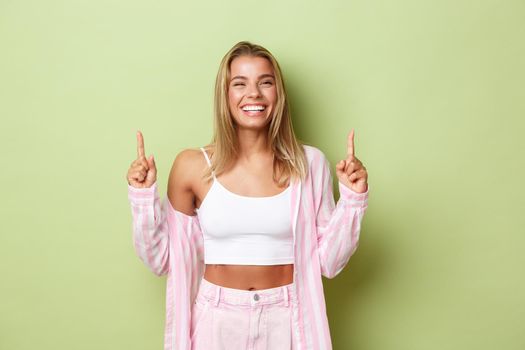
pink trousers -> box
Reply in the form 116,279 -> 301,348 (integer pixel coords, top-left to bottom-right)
190,277 -> 297,350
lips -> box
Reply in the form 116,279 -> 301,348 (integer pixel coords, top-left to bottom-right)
241,104 -> 266,112
239,104 -> 267,117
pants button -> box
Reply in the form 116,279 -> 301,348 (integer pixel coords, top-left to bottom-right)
253,293 -> 260,301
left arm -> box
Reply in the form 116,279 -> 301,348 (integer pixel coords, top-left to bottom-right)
316,129 -> 370,278
315,153 -> 369,279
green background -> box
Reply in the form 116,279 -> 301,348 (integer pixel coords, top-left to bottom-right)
1,0 -> 524,349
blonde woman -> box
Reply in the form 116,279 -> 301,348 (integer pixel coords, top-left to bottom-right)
126,41 -> 370,350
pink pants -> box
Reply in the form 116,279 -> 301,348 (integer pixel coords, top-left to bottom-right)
190,277 -> 297,350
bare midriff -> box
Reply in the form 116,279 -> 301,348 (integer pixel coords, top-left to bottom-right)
203,264 -> 294,290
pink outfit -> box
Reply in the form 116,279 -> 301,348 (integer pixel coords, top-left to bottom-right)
191,277 -> 296,349
127,144 -> 370,349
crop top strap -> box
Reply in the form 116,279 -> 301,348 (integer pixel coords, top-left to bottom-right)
199,147 -> 216,178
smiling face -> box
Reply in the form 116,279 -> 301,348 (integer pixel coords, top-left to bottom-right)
227,55 -> 277,131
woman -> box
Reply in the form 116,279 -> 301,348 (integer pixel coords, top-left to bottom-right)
126,41 -> 369,350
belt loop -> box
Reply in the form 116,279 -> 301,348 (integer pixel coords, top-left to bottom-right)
282,286 -> 289,307
214,286 -> 221,307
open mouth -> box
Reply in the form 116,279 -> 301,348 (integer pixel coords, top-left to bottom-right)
240,104 -> 267,117
241,104 -> 266,112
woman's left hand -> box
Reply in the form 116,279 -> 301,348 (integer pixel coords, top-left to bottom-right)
335,129 -> 369,194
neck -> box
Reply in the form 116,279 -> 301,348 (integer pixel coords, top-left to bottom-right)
235,127 -> 272,161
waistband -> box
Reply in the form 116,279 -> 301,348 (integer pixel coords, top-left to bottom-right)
197,277 -> 297,307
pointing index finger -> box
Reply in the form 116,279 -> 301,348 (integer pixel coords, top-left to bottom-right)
347,128 -> 355,159
137,130 -> 146,159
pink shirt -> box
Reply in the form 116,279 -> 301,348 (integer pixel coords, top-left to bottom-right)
127,144 -> 370,350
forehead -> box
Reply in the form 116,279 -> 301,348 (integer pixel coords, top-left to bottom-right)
229,55 -> 274,77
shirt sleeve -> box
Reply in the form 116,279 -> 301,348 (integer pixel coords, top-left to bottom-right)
127,181 -> 170,276
314,152 -> 369,279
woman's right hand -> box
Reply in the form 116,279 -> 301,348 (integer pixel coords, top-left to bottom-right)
127,130 -> 157,188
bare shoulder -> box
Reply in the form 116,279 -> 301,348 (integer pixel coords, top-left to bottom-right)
171,147 -> 204,172
167,148 -> 206,215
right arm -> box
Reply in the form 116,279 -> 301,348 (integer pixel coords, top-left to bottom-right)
126,131 -> 196,276
126,130 -> 168,276
128,181 -> 169,276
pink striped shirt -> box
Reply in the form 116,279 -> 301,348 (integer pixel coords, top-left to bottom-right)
127,144 -> 369,349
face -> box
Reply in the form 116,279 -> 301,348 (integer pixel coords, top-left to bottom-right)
228,55 -> 277,131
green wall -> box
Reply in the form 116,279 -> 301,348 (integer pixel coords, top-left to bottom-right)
1,1 -> 524,349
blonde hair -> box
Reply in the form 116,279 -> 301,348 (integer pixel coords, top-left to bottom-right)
203,41 -> 308,187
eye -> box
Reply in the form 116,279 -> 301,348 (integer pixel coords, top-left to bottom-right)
261,80 -> 273,86
233,82 -> 245,87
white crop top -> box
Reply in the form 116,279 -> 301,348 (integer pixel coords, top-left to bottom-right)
195,147 -> 294,265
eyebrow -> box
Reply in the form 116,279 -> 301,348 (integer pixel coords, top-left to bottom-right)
231,74 -> 275,81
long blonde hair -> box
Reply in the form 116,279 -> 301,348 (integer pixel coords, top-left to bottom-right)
203,41 -> 308,187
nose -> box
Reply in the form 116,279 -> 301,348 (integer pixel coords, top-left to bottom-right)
246,83 -> 262,98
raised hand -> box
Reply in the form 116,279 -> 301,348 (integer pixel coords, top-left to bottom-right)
335,128 -> 368,193
126,130 -> 157,188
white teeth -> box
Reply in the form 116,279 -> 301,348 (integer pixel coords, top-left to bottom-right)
242,105 -> 265,111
